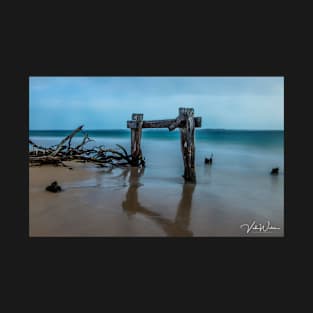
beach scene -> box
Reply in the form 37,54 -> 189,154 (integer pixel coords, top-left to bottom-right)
29,77 -> 284,237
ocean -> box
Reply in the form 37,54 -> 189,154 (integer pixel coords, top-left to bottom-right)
29,129 -> 284,172
29,129 -> 284,236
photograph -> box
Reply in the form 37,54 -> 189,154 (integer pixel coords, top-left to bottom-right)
29,76 -> 284,237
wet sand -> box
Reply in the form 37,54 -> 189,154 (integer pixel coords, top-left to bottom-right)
29,161 -> 284,237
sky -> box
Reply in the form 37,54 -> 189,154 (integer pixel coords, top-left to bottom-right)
29,77 -> 284,130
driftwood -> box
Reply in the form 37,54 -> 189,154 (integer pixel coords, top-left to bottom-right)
29,156 -> 65,166
29,139 -> 52,152
75,132 -> 94,150
29,125 -> 145,168
50,125 -> 83,156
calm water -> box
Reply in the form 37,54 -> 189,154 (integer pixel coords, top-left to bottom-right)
29,129 -> 284,171
29,129 -> 284,235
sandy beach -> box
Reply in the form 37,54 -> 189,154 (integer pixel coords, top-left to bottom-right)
29,161 -> 197,236
29,159 -> 284,237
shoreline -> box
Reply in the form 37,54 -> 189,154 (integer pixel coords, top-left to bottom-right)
29,161 -> 284,237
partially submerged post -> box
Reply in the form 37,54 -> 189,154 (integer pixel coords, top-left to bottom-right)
130,113 -> 144,166
178,108 -> 196,183
127,108 -> 201,182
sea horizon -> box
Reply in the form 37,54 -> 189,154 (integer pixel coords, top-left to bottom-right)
29,128 -> 284,131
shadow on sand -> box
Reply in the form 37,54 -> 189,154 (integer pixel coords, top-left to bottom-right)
121,167 -> 195,236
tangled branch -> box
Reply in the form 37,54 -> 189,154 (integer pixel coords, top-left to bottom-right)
29,126 -> 145,168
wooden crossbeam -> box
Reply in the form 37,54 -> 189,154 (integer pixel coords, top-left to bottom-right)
127,117 -> 202,130
127,108 -> 201,182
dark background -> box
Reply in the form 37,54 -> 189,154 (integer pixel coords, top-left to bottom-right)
2,4 -> 306,309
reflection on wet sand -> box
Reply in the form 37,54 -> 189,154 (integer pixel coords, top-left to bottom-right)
122,167 -> 195,236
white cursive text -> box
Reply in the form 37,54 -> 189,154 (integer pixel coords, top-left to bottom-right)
240,220 -> 280,234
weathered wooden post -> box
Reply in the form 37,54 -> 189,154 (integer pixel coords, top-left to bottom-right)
179,108 -> 196,183
130,113 -> 143,166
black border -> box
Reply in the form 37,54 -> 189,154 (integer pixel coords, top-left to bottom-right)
4,38 -> 298,278
3,5 -> 308,307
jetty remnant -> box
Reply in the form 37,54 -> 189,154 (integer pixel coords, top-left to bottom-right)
127,108 -> 202,182
205,153 -> 213,165
271,167 -> 279,175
